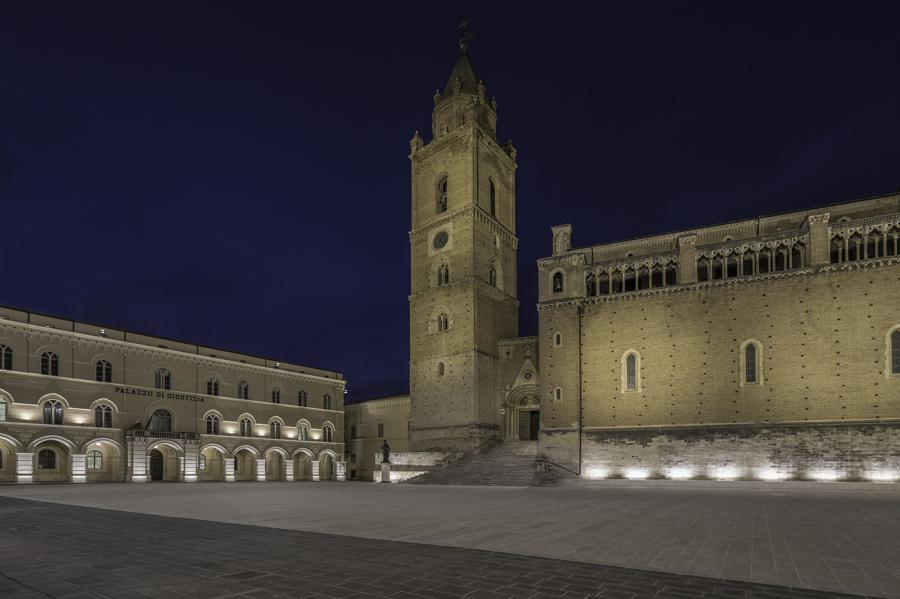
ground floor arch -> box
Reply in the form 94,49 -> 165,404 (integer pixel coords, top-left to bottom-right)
0,435 -> 19,482
199,444 -> 228,482
83,438 -> 124,482
265,448 -> 289,481
147,442 -> 182,482
318,451 -> 336,481
32,439 -> 72,483
233,446 -> 260,481
293,449 -> 313,481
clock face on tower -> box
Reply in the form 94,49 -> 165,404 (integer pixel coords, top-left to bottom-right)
433,231 -> 449,250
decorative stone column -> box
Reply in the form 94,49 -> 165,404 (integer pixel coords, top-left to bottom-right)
255,458 -> 266,482
224,457 -> 235,482
311,460 -> 321,481
677,234 -> 698,283
70,454 -> 86,483
807,212 -> 831,266
16,453 -> 33,484
283,460 -> 294,482
336,461 -> 347,481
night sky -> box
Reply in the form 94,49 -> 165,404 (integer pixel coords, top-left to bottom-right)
2,2 -> 899,402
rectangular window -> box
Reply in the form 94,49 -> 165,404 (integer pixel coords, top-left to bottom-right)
377,423 -> 384,437
351,425 -> 358,439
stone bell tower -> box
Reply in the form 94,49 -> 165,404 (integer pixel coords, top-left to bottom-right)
407,33 -> 519,452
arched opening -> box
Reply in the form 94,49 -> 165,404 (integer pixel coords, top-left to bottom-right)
650,264 -> 663,288
637,266 -> 650,290
623,267 -> 636,292
696,257 -> 709,281
848,234 -> 864,261
743,250 -> 755,275
711,256 -> 724,280
515,395 -> 539,441
831,236 -> 845,264
265,451 -> 285,481
866,230 -> 883,259
199,446 -> 227,482
33,440 -> 70,482
84,440 -> 122,482
0,437 -> 17,482
233,448 -> 257,481
726,253 -> 739,278
319,453 -> 335,481
552,271 -> 564,293
758,248 -> 772,273
147,442 -> 181,482
599,271 -> 610,295
294,452 -> 312,481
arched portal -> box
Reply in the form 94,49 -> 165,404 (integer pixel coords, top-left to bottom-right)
199,445 -> 227,482
233,447 -> 258,481
319,452 -> 335,481
265,449 -> 285,481
0,435 -> 18,482
32,438 -> 73,482
83,439 -> 124,482
293,450 -> 313,481
147,442 -> 181,482
505,386 -> 540,441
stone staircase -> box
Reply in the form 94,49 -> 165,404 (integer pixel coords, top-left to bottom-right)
404,441 -> 560,487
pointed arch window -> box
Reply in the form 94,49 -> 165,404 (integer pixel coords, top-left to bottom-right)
86,450 -> 103,471
697,257 -> 709,281
740,340 -> 763,386
240,418 -> 253,437
585,272 -> 597,296
437,176 -> 448,213
150,409 -> 172,432
237,380 -> 249,400
622,351 -> 641,393
553,332 -> 562,347
489,179 -> 497,217
270,421 -> 282,439
40,351 -> 59,376
437,361 -> 445,376
323,423 -> 334,442
437,263 -> 450,286
437,313 -> 449,332
38,449 -> 56,470
553,387 -> 562,402
271,386 -> 281,404
206,377 -> 220,396
0,345 -> 11,370
154,368 -> 171,390
552,271 -> 564,293
94,405 -> 112,428
298,422 -> 310,441
42,400 -> 64,425
298,389 -> 308,407
891,330 -> 900,375
95,360 -> 112,383
323,393 -> 333,410
206,414 -> 220,435
489,263 -> 498,287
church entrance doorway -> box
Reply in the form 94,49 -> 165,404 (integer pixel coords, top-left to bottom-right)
528,411 -> 539,440
149,449 -> 164,481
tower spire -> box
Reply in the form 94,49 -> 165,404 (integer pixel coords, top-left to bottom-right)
458,19 -> 474,54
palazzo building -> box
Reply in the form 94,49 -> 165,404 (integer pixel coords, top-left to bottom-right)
356,37 -> 900,484
0,306 -> 346,484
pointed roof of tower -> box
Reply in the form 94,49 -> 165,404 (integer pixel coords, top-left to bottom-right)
443,48 -> 480,96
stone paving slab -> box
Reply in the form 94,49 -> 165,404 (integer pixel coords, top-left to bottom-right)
0,496 -> 875,599
0,483 -> 898,597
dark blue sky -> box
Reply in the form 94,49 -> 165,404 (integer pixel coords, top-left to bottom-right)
1,2 -> 899,401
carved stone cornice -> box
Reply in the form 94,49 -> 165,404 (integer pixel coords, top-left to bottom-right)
536,298 -> 583,312
537,252 -> 585,268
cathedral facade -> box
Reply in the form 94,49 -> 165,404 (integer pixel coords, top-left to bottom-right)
380,41 -> 900,483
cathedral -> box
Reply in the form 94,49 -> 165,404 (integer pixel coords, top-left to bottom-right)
347,38 -> 900,484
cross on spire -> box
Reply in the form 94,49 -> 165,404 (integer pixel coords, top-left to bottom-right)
458,19 -> 474,53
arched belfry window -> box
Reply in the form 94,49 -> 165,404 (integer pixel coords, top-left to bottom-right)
489,179 -> 497,217
154,368 -> 171,390
740,340 -> 763,386
437,263 -> 450,286
40,351 -> 59,376
890,329 -> 900,376
437,313 -> 449,333
95,360 -> 112,383
621,351 -> 641,393
0,345 -> 11,370
552,271 -> 564,293
437,176 -> 448,213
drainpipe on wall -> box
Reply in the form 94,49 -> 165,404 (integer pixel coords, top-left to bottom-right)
577,302 -> 583,476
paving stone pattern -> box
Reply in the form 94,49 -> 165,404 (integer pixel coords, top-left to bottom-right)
0,496 -> 875,599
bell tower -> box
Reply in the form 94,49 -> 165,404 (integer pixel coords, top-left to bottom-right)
408,33 -> 519,452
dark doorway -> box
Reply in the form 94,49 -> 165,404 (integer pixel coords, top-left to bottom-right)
149,449 -> 164,481
528,411 -> 540,441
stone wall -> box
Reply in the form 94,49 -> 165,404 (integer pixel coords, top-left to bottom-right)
579,421 -> 900,482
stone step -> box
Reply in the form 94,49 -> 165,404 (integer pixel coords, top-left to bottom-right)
404,442 -> 559,487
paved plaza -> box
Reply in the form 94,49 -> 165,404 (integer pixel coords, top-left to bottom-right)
1,482 -> 899,598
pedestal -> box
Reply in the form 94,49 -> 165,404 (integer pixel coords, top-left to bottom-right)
380,462 -> 391,483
